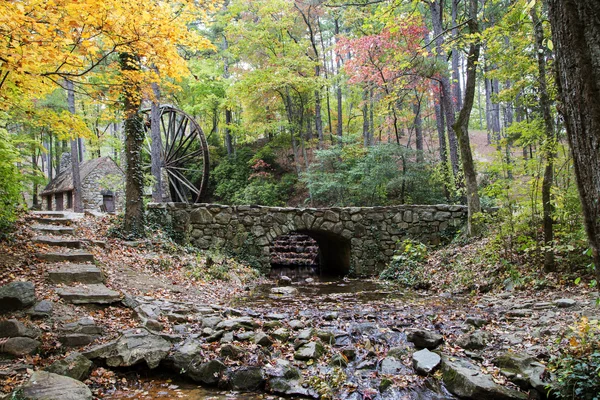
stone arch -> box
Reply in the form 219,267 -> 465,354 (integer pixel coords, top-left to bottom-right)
267,222 -> 351,276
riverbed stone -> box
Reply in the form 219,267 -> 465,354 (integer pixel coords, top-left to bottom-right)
442,356 -> 527,400
45,352 -> 93,381
254,331 -> 273,347
456,330 -> 488,350
554,298 -> 577,308
272,328 -> 290,342
380,357 -> 407,375
294,341 -> 324,361
188,360 -> 227,385
27,300 -> 53,318
407,329 -> 444,349
270,286 -> 298,296
216,317 -> 258,331
83,329 -> 171,369
0,337 -> 40,356
221,343 -> 245,359
19,371 -> 92,400
229,366 -> 265,391
0,281 -> 36,313
0,319 -> 39,338
494,352 -> 550,394
412,349 -> 441,375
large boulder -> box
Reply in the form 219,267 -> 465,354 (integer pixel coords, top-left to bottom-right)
83,329 -> 170,369
442,356 -> 527,400
188,360 -> 227,385
494,352 -> 551,394
0,281 -> 36,313
45,352 -> 93,381
18,371 -> 92,400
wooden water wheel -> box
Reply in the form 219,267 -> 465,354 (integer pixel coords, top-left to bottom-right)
142,105 -> 210,203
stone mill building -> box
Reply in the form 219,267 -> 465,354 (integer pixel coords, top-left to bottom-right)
41,155 -> 124,212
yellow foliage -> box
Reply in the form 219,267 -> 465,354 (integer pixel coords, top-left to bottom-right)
0,0 -> 219,135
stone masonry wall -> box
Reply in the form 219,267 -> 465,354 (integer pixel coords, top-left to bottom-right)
147,203 -> 468,276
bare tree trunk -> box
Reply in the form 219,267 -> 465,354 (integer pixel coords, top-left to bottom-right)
429,0 -> 460,179
452,0 -> 482,236
451,0 -> 463,110
547,0 -> 600,284
362,88 -> 370,147
532,3 -> 556,271
414,99 -> 424,163
223,36 -> 234,155
150,81 -> 163,203
334,18 -> 343,144
66,79 -> 83,212
120,53 -> 145,237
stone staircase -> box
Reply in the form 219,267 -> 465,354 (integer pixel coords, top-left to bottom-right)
30,212 -> 120,305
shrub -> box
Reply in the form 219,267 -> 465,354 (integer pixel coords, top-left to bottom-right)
380,240 -> 430,288
0,128 -> 23,239
549,317 -> 600,400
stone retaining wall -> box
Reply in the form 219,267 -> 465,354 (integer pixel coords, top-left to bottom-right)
147,203 -> 468,276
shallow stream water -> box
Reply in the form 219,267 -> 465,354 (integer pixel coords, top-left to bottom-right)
103,276 -> 460,399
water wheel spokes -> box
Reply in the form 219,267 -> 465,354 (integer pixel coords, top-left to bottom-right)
142,105 -> 210,203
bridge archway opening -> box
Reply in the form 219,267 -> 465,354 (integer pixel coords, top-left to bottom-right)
269,230 -> 350,279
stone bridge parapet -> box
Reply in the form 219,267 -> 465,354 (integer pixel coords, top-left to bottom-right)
147,203 -> 468,275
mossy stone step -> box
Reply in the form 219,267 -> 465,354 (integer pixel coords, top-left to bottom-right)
33,236 -> 82,249
36,251 -> 94,263
56,284 -> 120,304
34,217 -> 74,225
48,264 -> 104,284
31,225 -> 75,235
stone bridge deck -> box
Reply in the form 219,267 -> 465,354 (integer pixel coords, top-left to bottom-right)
147,203 -> 468,276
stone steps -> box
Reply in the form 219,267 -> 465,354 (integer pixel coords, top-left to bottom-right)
30,211 -> 67,218
33,236 -> 82,249
34,217 -> 74,225
36,251 -> 95,263
56,284 -> 121,305
31,225 -> 75,235
47,264 -> 104,285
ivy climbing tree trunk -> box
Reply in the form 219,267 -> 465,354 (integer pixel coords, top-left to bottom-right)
547,0 -> 600,284
66,79 -> 83,213
120,53 -> 145,237
150,80 -> 163,203
452,0 -> 482,236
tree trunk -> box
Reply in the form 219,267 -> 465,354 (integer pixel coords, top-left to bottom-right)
413,99 -> 424,163
451,0 -> 463,110
362,88 -> 370,147
429,0 -> 460,179
547,0 -> 600,283
531,5 -> 555,272
150,81 -> 163,203
223,36 -> 234,155
120,53 -> 145,237
452,0 -> 482,236
66,79 -> 83,213
334,18 -> 343,144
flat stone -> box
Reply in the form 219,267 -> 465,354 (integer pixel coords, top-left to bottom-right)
28,300 -> 53,318
188,359 -> 227,385
412,349 -> 441,375
0,337 -> 40,356
56,284 -> 120,304
19,371 -> 92,400
254,331 -> 273,347
494,352 -> 551,393
83,329 -> 171,369
294,341 -> 324,361
48,264 -> 104,284
37,251 -> 94,263
380,357 -> 406,375
0,319 -> 38,338
554,298 -> 577,308
34,217 -> 74,225
220,343 -> 245,359
45,352 -> 93,381
31,225 -> 75,235
58,333 -> 98,347
270,286 -> 298,296
0,281 -> 36,312
442,356 -> 527,400
33,236 -> 81,248
465,316 -> 489,328
456,330 -> 488,350
216,316 -> 258,331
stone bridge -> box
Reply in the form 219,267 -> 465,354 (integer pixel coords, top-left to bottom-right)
147,203 -> 468,276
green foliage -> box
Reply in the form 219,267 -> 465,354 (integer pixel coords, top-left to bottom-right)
302,141 -> 445,207
380,240 -> 429,288
549,317 -> 600,400
211,146 -> 296,206
0,126 -> 24,238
